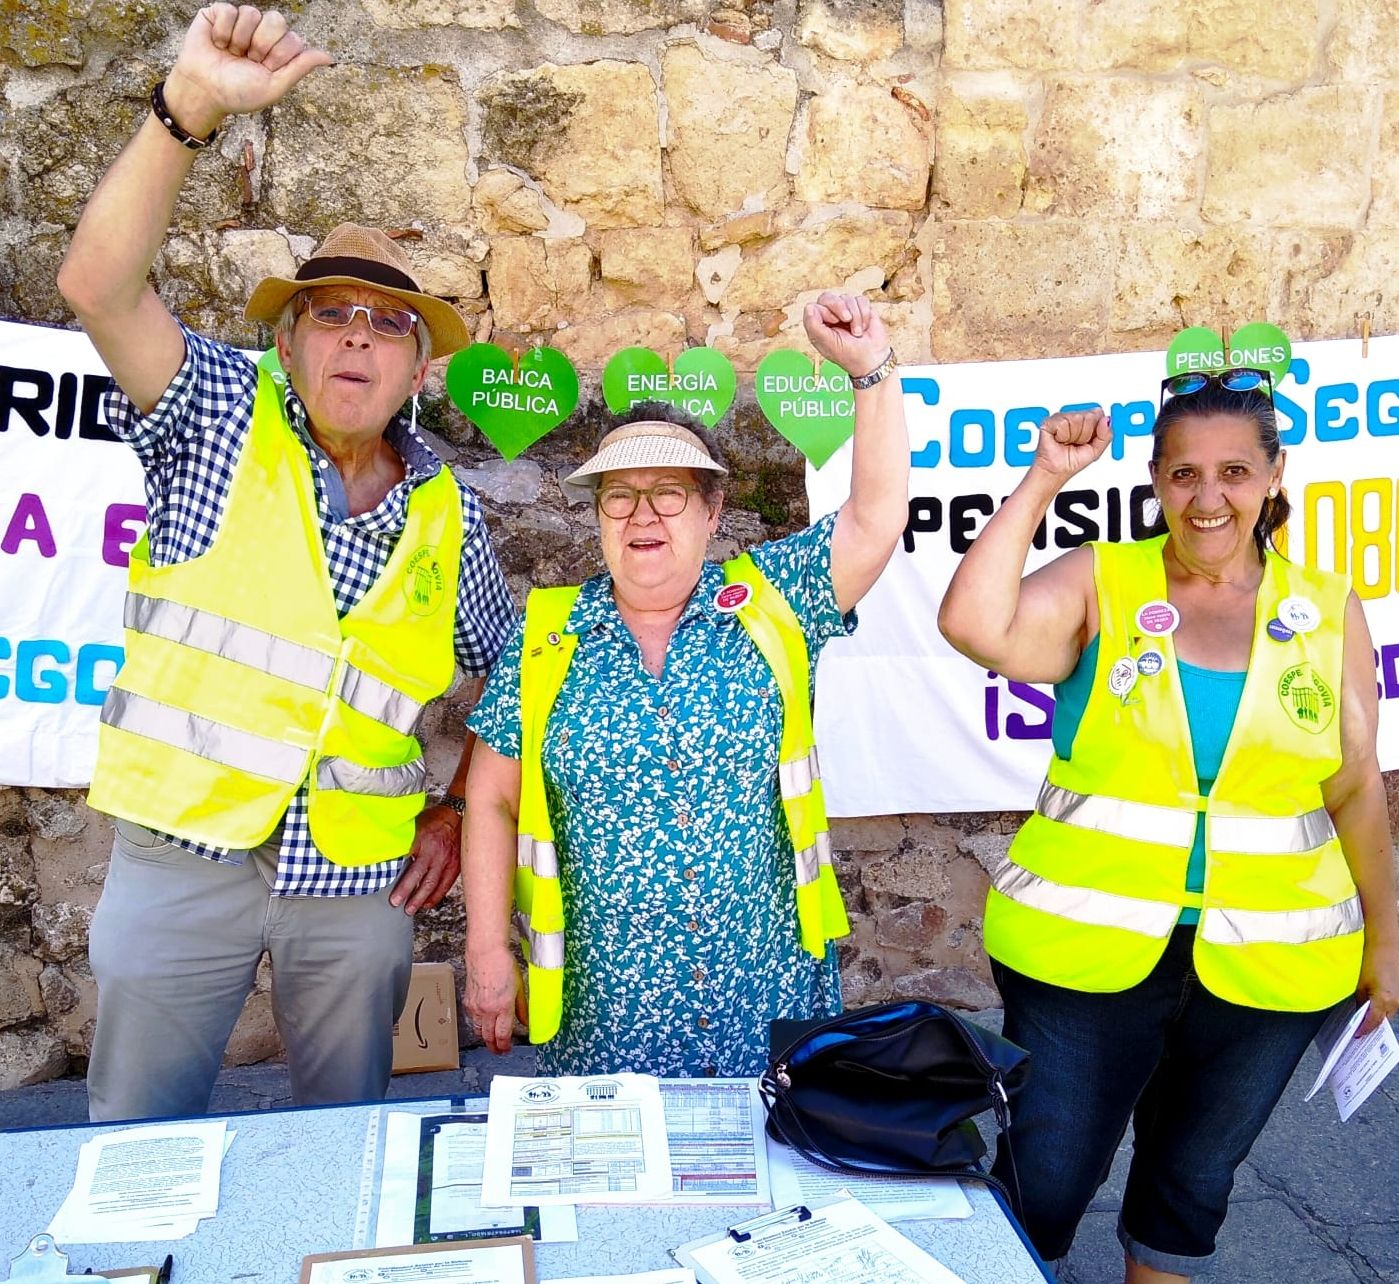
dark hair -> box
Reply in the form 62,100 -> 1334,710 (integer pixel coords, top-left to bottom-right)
1145,382 -> 1289,560
603,399 -> 728,507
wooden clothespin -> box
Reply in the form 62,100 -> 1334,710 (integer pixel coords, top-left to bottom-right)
1361,312 -> 1372,358
666,350 -> 675,387
510,346 -> 521,382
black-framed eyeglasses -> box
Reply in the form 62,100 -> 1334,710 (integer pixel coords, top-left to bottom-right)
1159,366 -> 1272,408
597,481 -> 701,520
303,297 -> 419,340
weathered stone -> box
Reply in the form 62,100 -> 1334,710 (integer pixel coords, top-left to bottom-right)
38,964 -> 79,1017
1203,88 -> 1373,227
942,0 -> 1076,69
1279,231 -> 1399,339
930,222 -> 1113,361
598,226 -> 696,309
663,43 -> 799,221
474,169 -> 552,235
453,459 -> 545,505
957,832 -> 1011,879
706,8 -> 752,44
0,818 -> 36,927
268,65 -> 470,229
699,210 -> 777,251
361,0 -> 520,28
479,62 -> 662,230
838,952 -> 890,1007
1028,79 -> 1202,220
697,244 -> 742,305
794,82 -> 931,210
876,301 -> 931,366
1,0 -> 165,69
861,848 -> 953,903
534,0 -> 707,34
904,0 -> 943,53
209,230 -> 298,307
934,78 -> 1029,219
831,815 -> 905,852
552,310 -> 687,368
1370,91 -> 1399,229
796,0 -> 903,63
0,948 -> 43,1027
725,209 -> 912,313
0,1028 -> 68,1088
874,902 -> 949,954
403,233 -> 486,300
1111,227 -> 1274,346
487,236 -> 594,332
20,790 -> 87,841
1078,0 -> 1189,72
893,965 -> 999,1010
31,902 -> 91,963
1327,0 -> 1399,81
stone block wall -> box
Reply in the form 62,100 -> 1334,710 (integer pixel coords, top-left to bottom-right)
2,0 -> 1397,1089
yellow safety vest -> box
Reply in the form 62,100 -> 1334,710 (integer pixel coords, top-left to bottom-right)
86,367 -> 462,866
515,553 -> 850,1043
985,535 -> 1362,1012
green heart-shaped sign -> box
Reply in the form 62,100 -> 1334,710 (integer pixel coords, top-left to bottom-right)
754,349 -> 855,469
601,346 -> 737,428
446,342 -> 579,460
1226,322 -> 1291,383
1165,326 -> 1226,378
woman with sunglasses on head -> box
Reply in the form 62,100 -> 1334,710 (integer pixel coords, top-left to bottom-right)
461,292 -> 909,1077
939,369 -> 1399,1283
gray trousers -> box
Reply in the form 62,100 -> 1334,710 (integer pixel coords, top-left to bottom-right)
87,819 -> 414,1122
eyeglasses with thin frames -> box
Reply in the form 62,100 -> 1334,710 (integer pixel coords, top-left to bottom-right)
1159,366 -> 1272,409
302,298 -> 419,340
596,481 -> 702,520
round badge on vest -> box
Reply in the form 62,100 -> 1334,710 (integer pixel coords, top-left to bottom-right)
1136,649 -> 1165,677
715,582 -> 752,613
1108,656 -> 1138,698
1266,617 -> 1295,644
546,631 -> 562,646
1135,600 -> 1180,636
1277,595 -> 1320,635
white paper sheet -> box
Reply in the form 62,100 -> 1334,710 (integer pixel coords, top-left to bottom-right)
677,1194 -> 968,1283
481,1074 -> 673,1206
654,1080 -> 770,1205
373,1111 -> 576,1245
305,1242 -> 530,1283
47,1121 -> 228,1242
1305,1001 -> 1399,1122
764,1133 -> 972,1223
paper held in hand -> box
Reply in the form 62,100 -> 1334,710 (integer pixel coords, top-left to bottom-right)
1304,1001 -> 1398,1122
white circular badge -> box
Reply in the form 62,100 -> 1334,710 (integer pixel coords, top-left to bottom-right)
1108,656 -> 1138,699
1277,595 -> 1320,635
1135,600 -> 1180,637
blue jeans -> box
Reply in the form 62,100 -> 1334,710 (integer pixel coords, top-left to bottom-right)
990,925 -> 1334,1277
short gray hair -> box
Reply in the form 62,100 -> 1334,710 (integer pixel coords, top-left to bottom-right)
276,289 -> 432,365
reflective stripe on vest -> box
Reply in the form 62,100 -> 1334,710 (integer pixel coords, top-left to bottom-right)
316,756 -> 427,797
1201,897 -> 1363,947
517,833 -> 559,879
993,858 -> 1182,938
1038,783 -> 1338,856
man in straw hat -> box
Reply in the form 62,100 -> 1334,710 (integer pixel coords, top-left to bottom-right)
59,4 -> 515,1120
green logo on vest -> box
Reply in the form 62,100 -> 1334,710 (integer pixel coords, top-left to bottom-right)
1277,662 -> 1335,734
403,545 -> 446,616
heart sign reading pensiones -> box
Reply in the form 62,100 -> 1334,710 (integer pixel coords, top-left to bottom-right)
446,342 -> 579,460
1165,326 -> 1226,377
754,349 -> 855,469
1165,323 -> 1292,385
601,346 -> 737,428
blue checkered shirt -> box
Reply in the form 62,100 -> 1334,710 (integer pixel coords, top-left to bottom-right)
103,324 -> 517,896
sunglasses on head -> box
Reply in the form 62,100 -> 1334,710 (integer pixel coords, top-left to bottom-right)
1159,366 -> 1272,407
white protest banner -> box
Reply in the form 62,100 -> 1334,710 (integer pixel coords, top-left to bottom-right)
0,319 -> 145,786
807,336 -> 1399,816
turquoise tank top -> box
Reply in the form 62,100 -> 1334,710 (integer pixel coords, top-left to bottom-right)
1053,636 -> 1246,926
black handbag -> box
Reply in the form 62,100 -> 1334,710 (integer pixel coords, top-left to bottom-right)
760,999 -> 1030,1214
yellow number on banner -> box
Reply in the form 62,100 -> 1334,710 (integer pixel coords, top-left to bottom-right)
1304,478 -> 1395,600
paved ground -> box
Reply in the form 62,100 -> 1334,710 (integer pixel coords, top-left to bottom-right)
1,1027 -> 1393,1283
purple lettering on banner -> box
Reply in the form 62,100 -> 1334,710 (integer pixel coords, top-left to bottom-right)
2,492 -> 57,557
102,503 -> 147,568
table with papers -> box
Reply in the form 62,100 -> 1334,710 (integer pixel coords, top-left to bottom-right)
0,1083 -> 1051,1284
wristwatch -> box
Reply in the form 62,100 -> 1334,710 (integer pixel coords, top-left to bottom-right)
442,793 -> 466,816
850,348 -> 897,390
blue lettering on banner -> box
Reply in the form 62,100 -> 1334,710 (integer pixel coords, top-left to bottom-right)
0,637 -> 124,704
984,671 -> 1055,741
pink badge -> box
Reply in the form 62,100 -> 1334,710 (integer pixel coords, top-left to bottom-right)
1135,600 -> 1180,636
715,582 -> 751,613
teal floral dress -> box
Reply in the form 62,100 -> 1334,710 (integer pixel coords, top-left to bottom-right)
469,513 -> 853,1077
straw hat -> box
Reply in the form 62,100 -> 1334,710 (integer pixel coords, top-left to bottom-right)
563,421 -> 728,504
244,223 -> 470,358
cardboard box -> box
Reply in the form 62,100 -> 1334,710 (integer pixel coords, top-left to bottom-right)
392,962 -> 460,1074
